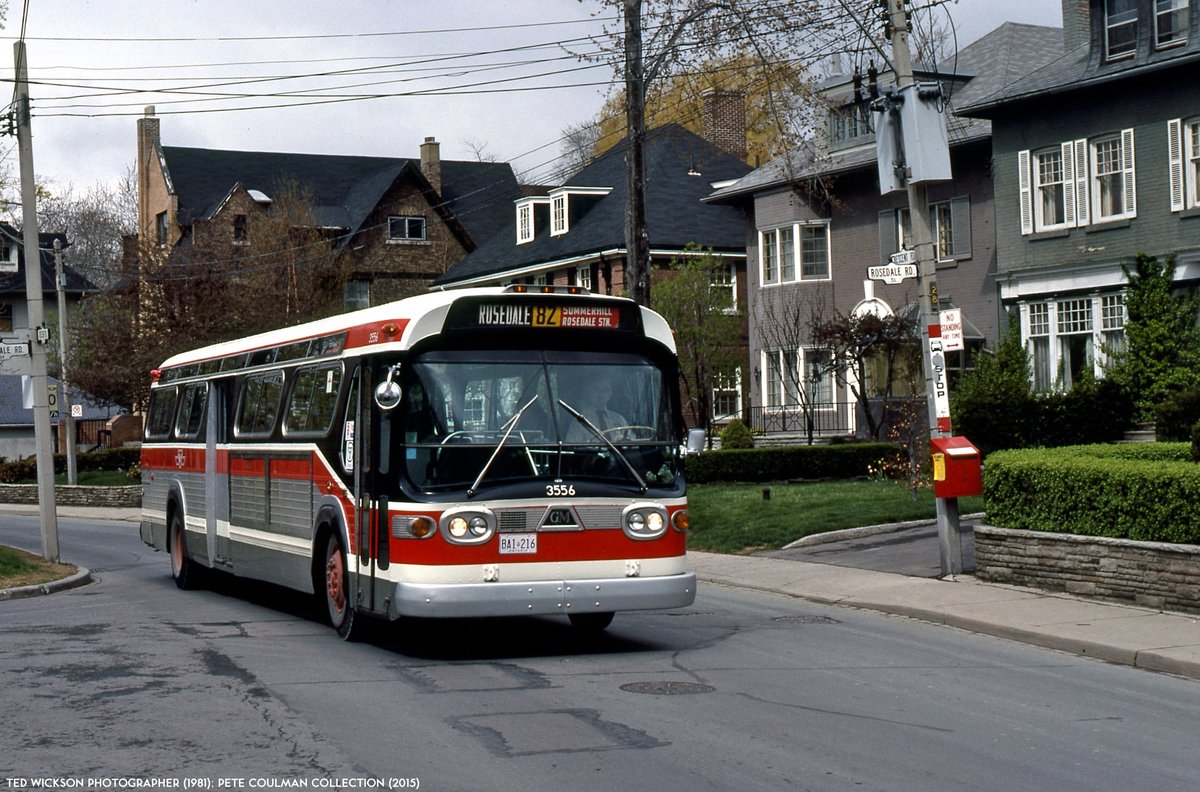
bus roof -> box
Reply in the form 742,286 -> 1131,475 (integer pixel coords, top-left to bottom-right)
155,287 -> 676,374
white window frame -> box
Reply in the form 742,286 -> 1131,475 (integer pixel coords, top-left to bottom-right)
1155,0 -> 1189,49
1106,0 -> 1139,60
516,203 -> 534,244
798,223 -> 831,281
760,222 -> 831,286
550,194 -> 568,236
576,264 -> 592,291
710,260 -> 736,312
1021,295 -> 1125,392
388,215 -> 427,242
712,369 -> 742,421
1091,130 -> 1137,222
1033,147 -> 1071,231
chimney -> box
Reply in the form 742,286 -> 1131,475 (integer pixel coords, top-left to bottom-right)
420,136 -> 441,194
702,89 -> 747,162
137,106 -> 160,240
1061,0 -> 1091,53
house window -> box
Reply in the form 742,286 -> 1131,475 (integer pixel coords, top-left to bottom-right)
576,264 -> 592,291
799,225 -> 830,280
1028,302 -> 1052,391
1057,299 -> 1094,390
1035,148 -> 1068,229
804,348 -> 834,406
780,227 -> 795,281
0,303 -> 12,333
895,207 -> 913,252
156,211 -> 169,246
1156,0 -> 1189,48
1102,293 -> 1127,359
1190,120 -> 1200,208
517,204 -> 534,244
712,370 -> 742,421
1092,131 -> 1136,221
388,215 -> 426,241
763,349 -> 801,408
933,202 -> 953,261
344,277 -> 370,311
710,261 -> 736,311
233,214 -> 247,244
1106,0 -> 1138,59
551,194 -> 567,235
761,228 -> 779,284
829,105 -> 873,147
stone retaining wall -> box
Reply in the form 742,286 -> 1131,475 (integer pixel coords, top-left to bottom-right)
0,484 -> 142,508
975,525 -> 1200,614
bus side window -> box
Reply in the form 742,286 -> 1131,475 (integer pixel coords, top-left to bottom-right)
236,371 -> 285,437
146,387 -> 179,440
175,382 -> 208,440
285,363 -> 343,436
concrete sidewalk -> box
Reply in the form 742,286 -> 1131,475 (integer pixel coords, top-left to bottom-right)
690,550 -> 1200,680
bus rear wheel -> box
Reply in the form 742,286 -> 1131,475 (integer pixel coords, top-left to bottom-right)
323,533 -> 360,641
169,509 -> 204,590
568,611 -> 614,632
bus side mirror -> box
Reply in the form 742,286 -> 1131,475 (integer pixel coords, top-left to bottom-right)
685,428 -> 706,454
374,366 -> 402,412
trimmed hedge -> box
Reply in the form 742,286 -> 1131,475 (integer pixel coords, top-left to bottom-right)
684,442 -> 903,484
984,443 -> 1200,544
0,447 -> 141,483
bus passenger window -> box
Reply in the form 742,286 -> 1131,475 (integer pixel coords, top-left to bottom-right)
175,383 -> 208,440
237,371 -> 285,436
286,363 -> 343,435
146,387 -> 178,439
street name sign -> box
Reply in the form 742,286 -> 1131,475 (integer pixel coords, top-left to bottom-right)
868,263 -> 918,284
0,338 -> 32,376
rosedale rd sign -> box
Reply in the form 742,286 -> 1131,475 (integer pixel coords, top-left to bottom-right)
0,337 -> 32,376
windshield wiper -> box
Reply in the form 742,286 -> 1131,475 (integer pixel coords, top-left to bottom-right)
467,395 -> 540,498
557,399 -> 647,493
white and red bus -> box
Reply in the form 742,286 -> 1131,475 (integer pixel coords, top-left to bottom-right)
140,286 -> 696,638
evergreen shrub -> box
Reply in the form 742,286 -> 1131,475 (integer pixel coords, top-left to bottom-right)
718,418 -> 754,449
684,442 -> 902,484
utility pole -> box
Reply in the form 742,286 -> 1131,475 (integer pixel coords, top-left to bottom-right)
623,0 -> 650,306
884,0 -> 964,575
14,40 -> 60,562
54,239 -> 78,486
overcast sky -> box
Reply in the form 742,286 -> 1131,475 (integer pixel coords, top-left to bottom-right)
3,0 -> 1061,197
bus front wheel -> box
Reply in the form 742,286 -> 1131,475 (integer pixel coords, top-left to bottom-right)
323,533 -> 360,640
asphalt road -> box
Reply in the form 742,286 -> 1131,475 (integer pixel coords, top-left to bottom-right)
761,518 -> 978,577
3,514 -> 1200,791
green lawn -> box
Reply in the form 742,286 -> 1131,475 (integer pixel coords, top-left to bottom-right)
0,545 -> 77,589
687,479 -> 985,554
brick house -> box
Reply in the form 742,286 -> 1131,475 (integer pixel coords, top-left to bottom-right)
133,108 -> 522,310
705,22 -> 1064,438
958,0 -> 1200,391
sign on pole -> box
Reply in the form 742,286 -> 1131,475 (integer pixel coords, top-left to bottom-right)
939,309 -> 964,352
867,263 -> 918,285
0,338 -> 32,376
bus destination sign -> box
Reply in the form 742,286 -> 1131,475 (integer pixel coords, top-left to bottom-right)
477,303 -> 621,330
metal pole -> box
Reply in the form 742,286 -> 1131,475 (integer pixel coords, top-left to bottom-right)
54,239 -> 77,485
14,40 -> 60,562
885,0 -> 962,575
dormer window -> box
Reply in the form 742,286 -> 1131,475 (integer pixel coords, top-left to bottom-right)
550,194 -> 568,236
1105,0 -> 1138,60
517,203 -> 534,244
1156,0 -> 1189,48
829,104 -> 873,147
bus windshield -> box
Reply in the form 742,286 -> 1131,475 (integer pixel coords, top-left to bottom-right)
396,349 -> 680,494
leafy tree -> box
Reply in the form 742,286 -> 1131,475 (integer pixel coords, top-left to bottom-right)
950,315 -> 1034,454
653,246 -> 742,440
1105,253 -> 1200,421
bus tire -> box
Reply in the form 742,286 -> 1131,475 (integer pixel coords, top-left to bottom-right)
323,532 -> 359,641
169,508 -> 202,590
568,611 -> 614,632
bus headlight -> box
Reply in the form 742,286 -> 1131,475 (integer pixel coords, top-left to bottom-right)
440,509 -> 495,545
622,503 -> 668,540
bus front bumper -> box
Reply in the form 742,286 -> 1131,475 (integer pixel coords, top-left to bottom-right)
386,572 -> 697,619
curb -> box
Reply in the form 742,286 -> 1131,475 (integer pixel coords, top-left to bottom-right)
0,567 -> 93,601
780,512 -> 987,549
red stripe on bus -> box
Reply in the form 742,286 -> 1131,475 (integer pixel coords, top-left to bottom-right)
385,529 -> 687,566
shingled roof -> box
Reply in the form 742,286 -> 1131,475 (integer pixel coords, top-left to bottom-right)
0,226 -> 94,298
161,146 -> 521,250
706,22 -> 1064,203
435,124 -> 752,286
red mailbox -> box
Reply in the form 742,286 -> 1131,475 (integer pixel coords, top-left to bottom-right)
929,436 -> 982,499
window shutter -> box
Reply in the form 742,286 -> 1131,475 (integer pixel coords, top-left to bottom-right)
1018,150 -> 1033,235
1061,141 -> 1077,228
950,197 -> 971,259
1168,119 -> 1185,212
1121,128 -> 1136,216
878,210 -> 897,264
1074,138 -> 1090,226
